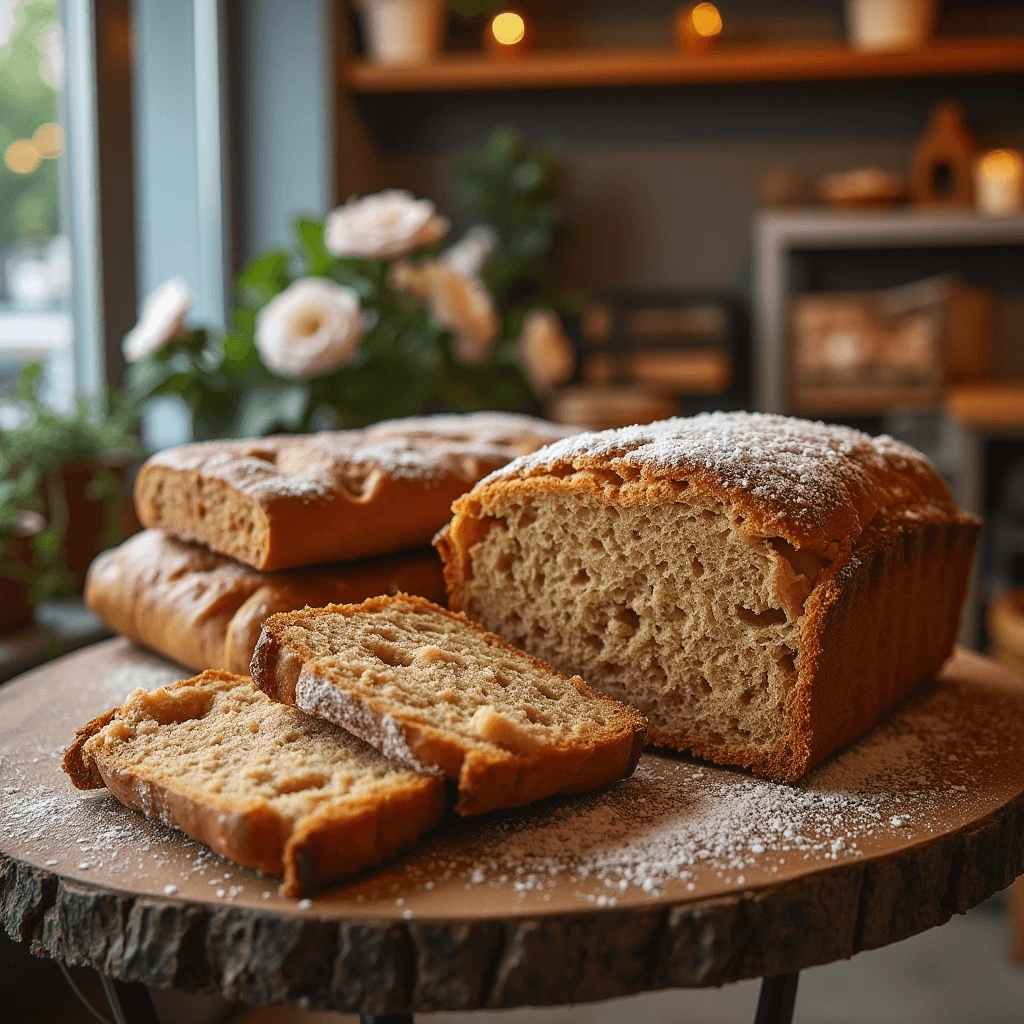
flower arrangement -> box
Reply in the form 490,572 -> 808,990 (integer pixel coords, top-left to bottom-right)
128,130 -> 577,440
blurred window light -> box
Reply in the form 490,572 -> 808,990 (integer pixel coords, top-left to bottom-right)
33,121 -> 63,159
691,2 -> 723,38
4,138 -> 41,175
491,11 -> 525,47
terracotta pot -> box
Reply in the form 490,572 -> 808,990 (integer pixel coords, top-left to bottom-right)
51,457 -> 137,590
0,511 -> 44,634
845,0 -> 937,52
357,0 -> 446,65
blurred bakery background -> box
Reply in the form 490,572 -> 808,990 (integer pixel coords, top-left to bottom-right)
2,0 -> 1024,1020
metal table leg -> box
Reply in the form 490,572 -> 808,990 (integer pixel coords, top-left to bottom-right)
754,971 -> 800,1024
98,974 -> 161,1024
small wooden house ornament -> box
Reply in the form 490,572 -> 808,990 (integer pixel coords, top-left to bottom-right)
911,101 -> 977,208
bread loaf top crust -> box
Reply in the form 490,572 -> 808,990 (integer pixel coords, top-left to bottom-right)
135,412 -> 576,570
140,412 -> 575,501
462,412 -> 957,551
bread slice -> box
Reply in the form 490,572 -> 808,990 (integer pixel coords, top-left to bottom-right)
436,411 -> 981,782
86,529 -> 446,675
134,412 -> 576,571
251,595 -> 647,816
62,670 -> 445,895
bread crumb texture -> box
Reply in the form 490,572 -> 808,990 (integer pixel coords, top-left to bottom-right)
254,595 -> 647,815
441,412 -> 978,780
64,670 -> 444,894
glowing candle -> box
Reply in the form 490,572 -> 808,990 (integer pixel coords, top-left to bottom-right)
975,149 -> 1024,217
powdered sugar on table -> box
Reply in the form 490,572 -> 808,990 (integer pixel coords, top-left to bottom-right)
2,641 -> 1021,914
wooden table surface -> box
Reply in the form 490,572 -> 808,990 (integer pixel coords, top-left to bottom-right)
2,639 -> 1023,1016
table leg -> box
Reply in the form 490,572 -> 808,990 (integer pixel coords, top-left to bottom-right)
753,971 -> 799,1024
359,1015 -> 414,1024
98,974 -> 161,1024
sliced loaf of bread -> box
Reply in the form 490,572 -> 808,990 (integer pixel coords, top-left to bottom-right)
251,595 -> 647,815
63,670 -> 445,895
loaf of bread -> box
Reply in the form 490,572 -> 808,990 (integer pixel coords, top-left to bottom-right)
436,412 -> 980,782
251,595 -> 647,815
134,413 -> 575,571
62,670 -> 445,895
85,530 -> 446,675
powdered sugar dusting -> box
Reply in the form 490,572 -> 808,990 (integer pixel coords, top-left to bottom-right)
147,412 -> 576,501
2,644 -> 1021,913
387,676 -> 1023,904
479,412 -> 952,545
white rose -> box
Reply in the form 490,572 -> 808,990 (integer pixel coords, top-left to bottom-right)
442,225 -> 499,278
391,260 -> 499,365
122,277 -> 192,363
324,189 -> 450,261
255,278 -> 363,379
518,310 -> 575,392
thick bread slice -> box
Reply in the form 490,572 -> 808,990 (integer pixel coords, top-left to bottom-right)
436,411 -> 981,782
86,530 -> 446,674
134,413 -> 576,571
251,595 -> 647,816
62,670 -> 445,895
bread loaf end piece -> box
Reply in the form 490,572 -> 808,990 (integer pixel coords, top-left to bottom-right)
438,412 -> 980,781
134,414 -> 578,571
62,670 -> 445,895
252,595 -> 647,815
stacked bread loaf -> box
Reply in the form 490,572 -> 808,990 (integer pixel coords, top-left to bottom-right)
71,413 -> 649,895
86,412 -> 576,674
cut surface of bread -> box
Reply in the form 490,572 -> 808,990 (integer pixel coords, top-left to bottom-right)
134,412 -> 576,571
437,412 -> 980,782
62,670 -> 445,895
86,529 -> 446,674
251,595 -> 647,815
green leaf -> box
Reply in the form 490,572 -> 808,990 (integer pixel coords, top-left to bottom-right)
294,216 -> 339,277
236,384 -> 311,438
236,249 -> 291,304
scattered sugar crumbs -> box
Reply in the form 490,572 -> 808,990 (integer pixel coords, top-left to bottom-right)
1,675 -> 1019,910
394,679 -> 1021,904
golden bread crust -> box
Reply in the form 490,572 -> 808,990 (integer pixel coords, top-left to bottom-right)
252,594 -> 647,816
85,530 -> 446,674
134,413 -> 576,571
437,413 -> 981,781
61,670 -> 445,895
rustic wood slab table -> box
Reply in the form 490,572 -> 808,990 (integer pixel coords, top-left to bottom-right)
2,640 -> 1023,1024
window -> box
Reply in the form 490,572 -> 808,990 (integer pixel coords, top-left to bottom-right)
0,0 -> 74,410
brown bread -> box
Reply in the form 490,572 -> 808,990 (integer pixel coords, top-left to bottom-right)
62,670 -> 445,896
251,595 -> 647,815
436,412 -> 980,782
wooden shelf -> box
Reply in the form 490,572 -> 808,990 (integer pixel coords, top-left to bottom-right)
343,38 -> 1024,94
945,380 -> 1024,429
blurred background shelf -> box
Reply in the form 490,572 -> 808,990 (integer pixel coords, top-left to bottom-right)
343,39 -> 1024,94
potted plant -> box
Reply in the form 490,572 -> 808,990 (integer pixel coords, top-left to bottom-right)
127,129 -> 579,441
355,0 -> 448,65
0,363 -> 142,602
0,475 -> 45,633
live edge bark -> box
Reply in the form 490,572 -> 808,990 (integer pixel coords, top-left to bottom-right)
3,792 -> 1022,1014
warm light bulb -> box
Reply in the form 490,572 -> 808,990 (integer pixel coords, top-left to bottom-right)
32,122 -> 64,159
979,148 -> 1023,181
491,11 -> 525,46
4,139 -> 41,175
690,2 -> 722,38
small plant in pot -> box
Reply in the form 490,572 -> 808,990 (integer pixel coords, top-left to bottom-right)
0,363 -> 142,616
355,0 -> 448,65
